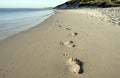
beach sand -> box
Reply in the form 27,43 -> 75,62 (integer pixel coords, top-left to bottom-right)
0,9 -> 120,78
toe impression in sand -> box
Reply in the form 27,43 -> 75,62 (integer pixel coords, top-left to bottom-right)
68,58 -> 84,74
71,32 -> 78,36
65,28 -> 71,30
63,41 -> 76,48
58,25 -> 62,28
63,53 -> 69,57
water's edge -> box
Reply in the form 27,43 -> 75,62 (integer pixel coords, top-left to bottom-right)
0,9 -> 55,40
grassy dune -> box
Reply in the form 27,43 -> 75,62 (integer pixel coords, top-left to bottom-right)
67,0 -> 120,7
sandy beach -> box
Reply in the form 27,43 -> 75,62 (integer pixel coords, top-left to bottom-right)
0,9 -> 120,78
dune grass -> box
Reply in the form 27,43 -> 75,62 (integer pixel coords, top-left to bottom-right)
67,0 -> 120,7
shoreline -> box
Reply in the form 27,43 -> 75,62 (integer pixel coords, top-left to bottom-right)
0,9 -> 120,78
0,13 -> 55,41
0,9 -> 54,40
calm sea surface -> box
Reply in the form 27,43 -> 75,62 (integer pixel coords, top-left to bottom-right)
0,8 -> 54,40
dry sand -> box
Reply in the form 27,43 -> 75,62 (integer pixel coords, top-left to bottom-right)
0,9 -> 120,78
70,7 -> 120,26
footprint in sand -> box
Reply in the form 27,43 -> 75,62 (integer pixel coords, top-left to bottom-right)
68,58 -> 84,74
59,40 -> 76,48
58,25 -> 62,28
71,32 -> 78,36
65,28 -> 71,30
63,53 -> 69,57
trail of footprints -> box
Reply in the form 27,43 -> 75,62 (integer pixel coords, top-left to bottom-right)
57,25 -> 84,75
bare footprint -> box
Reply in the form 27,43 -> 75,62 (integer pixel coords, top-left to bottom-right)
60,41 -> 76,48
71,32 -> 78,36
65,28 -> 71,30
58,25 -> 62,28
63,53 -> 69,57
68,58 -> 84,74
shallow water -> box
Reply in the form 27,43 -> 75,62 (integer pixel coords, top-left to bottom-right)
0,8 -> 54,40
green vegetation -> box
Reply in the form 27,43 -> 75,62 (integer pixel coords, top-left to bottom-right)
67,0 -> 120,7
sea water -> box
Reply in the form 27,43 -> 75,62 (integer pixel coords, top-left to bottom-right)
0,8 -> 54,40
